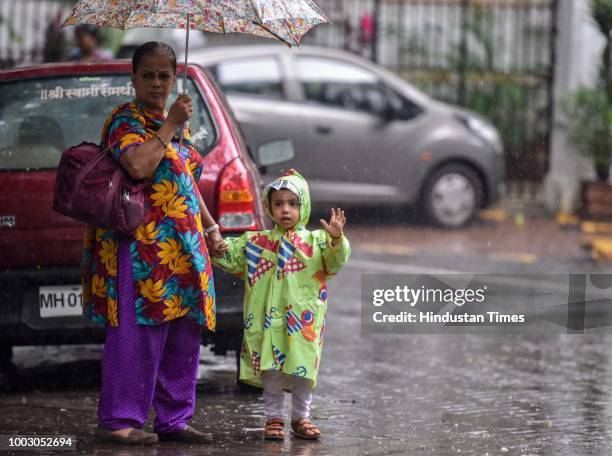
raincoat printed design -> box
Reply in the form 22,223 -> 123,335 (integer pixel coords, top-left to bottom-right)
246,241 -> 275,286
63,0 -> 330,47
213,170 -> 350,389
82,102 -> 216,330
286,305 -> 303,335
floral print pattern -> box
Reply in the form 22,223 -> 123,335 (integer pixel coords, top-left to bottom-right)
82,102 -> 216,330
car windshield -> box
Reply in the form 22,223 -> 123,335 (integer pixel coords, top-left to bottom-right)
0,75 -> 216,171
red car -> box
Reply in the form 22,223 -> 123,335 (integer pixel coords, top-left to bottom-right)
0,61 -> 280,380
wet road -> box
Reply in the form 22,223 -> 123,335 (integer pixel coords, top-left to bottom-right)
2,219 -> 612,455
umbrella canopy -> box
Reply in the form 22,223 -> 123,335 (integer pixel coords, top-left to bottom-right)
62,0 -> 329,148
62,0 -> 330,47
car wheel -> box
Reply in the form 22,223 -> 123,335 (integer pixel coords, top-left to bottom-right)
421,163 -> 484,228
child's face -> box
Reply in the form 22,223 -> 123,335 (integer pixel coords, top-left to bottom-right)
269,189 -> 300,229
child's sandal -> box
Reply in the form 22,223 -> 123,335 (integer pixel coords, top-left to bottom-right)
265,418 -> 285,440
291,418 -> 321,440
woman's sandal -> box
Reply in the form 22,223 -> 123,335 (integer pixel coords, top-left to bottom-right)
264,418 -> 285,440
290,418 -> 321,440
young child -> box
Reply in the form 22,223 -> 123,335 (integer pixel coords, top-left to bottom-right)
213,169 -> 350,440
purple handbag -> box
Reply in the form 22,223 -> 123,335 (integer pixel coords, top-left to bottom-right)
53,136 -> 148,235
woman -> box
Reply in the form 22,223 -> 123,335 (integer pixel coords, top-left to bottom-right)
82,42 -> 224,445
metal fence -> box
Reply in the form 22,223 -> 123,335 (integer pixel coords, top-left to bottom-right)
0,0 -> 69,69
306,0 -> 558,183
1,0 -> 557,185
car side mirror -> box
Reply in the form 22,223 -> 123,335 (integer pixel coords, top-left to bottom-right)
256,139 -> 295,168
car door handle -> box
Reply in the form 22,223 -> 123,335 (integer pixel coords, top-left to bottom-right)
315,125 -> 332,135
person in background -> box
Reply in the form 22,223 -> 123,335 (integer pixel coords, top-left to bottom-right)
68,24 -> 112,62
43,11 -> 68,63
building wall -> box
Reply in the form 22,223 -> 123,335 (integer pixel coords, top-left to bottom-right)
0,0 -> 69,66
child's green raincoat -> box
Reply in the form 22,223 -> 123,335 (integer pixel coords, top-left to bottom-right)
213,170 -> 350,389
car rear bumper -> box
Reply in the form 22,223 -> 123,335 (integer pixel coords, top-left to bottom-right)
0,266 -> 244,353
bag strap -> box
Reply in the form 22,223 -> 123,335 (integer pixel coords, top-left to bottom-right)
68,126 -> 141,209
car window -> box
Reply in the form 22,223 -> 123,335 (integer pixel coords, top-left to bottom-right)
296,56 -> 423,120
209,57 -> 284,99
386,87 -> 424,121
0,75 -> 217,171
296,56 -> 381,111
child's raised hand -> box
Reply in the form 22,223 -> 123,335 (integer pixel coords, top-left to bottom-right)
320,208 -> 346,239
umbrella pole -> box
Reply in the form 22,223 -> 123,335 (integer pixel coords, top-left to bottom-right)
179,13 -> 190,153
183,13 -> 190,95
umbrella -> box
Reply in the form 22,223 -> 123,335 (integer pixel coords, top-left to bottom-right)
63,0 -> 329,149
62,0 -> 330,90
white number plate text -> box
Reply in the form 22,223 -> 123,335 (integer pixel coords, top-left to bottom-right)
39,285 -> 83,318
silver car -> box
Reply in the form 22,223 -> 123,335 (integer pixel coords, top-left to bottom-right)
189,45 -> 505,228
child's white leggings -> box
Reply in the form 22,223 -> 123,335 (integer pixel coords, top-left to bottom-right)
262,370 -> 312,420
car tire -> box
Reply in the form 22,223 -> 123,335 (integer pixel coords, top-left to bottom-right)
421,163 -> 484,228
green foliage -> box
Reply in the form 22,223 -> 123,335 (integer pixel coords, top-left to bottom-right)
398,2 -> 550,166
465,81 -> 533,151
591,0 -> 612,36
592,0 -> 612,99
564,0 -> 612,181
447,6 -> 539,150
563,87 -> 612,179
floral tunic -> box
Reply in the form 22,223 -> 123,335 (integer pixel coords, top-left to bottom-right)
82,102 -> 216,330
213,170 -> 350,389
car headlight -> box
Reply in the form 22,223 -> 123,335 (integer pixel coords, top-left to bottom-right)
462,116 -> 504,154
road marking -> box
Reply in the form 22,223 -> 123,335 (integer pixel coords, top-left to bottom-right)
479,208 -> 507,222
489,252 -> 538,264
355,243 -> 539,264
347,258 -> 460,275
355,242 -> 415,255
581,221 -> 612,234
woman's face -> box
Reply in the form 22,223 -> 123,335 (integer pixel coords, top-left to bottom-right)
131,52 -> 175,112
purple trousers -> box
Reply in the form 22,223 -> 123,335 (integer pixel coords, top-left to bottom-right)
97,237 -> 203,433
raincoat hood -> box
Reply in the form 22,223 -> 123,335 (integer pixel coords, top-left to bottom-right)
262,169 -> 311,229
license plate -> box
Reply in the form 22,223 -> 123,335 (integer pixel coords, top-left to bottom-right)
39,285 -> 83,318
